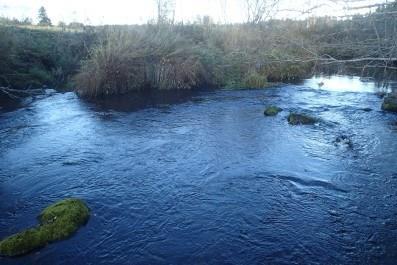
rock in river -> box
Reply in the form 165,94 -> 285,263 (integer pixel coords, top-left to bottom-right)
264,106 -> 282,116
382,94 -> 397,112
335,135 -> 353,149
0,198 -> 90,257
287,113 -> 317,125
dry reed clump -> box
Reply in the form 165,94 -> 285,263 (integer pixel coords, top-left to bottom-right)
75,29 -> 146,97
75,27 -> 208,97
74,24 -> 315,98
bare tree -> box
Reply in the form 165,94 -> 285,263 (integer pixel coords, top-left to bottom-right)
155,0 -> 175,24
265,0 -> 397,78
219,0 -> 228,24
245,0 -> 281,24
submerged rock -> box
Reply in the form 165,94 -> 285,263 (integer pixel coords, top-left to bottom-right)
382,95 -> 397,112
361,107 -> 372,112
335,135 -> 353,149
287,113 -> 317,125
375,91 -> 387,99
264,106 -> 282,116
0,198 -> 89,257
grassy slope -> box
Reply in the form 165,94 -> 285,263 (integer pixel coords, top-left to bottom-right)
0,24 -> 95,90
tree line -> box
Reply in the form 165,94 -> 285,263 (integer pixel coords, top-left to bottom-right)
1,6 -> 85,30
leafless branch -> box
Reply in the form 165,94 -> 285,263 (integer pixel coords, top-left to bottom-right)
0,86 -> 45,100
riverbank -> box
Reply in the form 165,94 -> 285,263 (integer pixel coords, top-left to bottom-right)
0,22 -> 312,95
2,3 -> 397,99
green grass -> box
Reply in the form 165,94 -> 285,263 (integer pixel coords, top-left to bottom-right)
0,24 -> 96,90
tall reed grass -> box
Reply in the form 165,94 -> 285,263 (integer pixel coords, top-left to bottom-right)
75,24 -> 313,97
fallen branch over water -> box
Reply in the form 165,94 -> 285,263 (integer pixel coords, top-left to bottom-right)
0,86 -> 45,100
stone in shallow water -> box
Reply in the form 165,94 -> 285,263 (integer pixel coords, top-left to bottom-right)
382,95 -> 397,112
335,135 -> 353,149
0,198 -> 90,257
361,107 -> 372,112
287,113 -> 317,125
375,91 -> 387,98
264,106 -> 282,116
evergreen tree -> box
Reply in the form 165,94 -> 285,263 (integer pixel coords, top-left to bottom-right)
38,6 -> 52,26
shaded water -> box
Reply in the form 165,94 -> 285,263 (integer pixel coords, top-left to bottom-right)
1,75 -> 397,264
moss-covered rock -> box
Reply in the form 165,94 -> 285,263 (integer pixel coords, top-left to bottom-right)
264,106 -> 282,116
382,95 -> 397,112
288,113 -> 317,125
0,198 -> 89,257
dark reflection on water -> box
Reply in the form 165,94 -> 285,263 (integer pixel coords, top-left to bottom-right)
1,76 -> 397,265
86,89 -> 206,112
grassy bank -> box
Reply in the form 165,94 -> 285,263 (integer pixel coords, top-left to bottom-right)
1,2 -> 396,98
74,23 -> 314,97
0,22 -> 314,97
0,24 -> 96,90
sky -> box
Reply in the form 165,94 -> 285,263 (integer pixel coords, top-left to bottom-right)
0,0 -> 388,25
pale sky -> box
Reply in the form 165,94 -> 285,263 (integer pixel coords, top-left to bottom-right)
0,0 -> 387,25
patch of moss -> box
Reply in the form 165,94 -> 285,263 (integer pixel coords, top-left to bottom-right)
0,198 -> 89,257
264,106 -> 282,116
382,95 -> 397,112
288,113 -> 317,125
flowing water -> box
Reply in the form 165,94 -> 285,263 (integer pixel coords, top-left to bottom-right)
0,75 -> 397,265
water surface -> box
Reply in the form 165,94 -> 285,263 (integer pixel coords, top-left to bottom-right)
1,76 -> 397,264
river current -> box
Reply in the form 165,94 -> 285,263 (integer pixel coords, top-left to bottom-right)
0,75 -> 397,264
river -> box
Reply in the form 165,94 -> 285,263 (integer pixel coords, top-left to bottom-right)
0,75 -> 397,264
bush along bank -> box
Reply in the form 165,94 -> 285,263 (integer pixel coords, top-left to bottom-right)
74,24 -> 314,98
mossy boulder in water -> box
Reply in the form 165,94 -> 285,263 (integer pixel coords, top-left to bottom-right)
264,106 -> 282,116
382,95 -> 397,112
0,198 -> 89,257
288,113 -> 317,125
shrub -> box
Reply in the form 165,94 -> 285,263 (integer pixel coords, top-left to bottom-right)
0,25 -> 95,89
